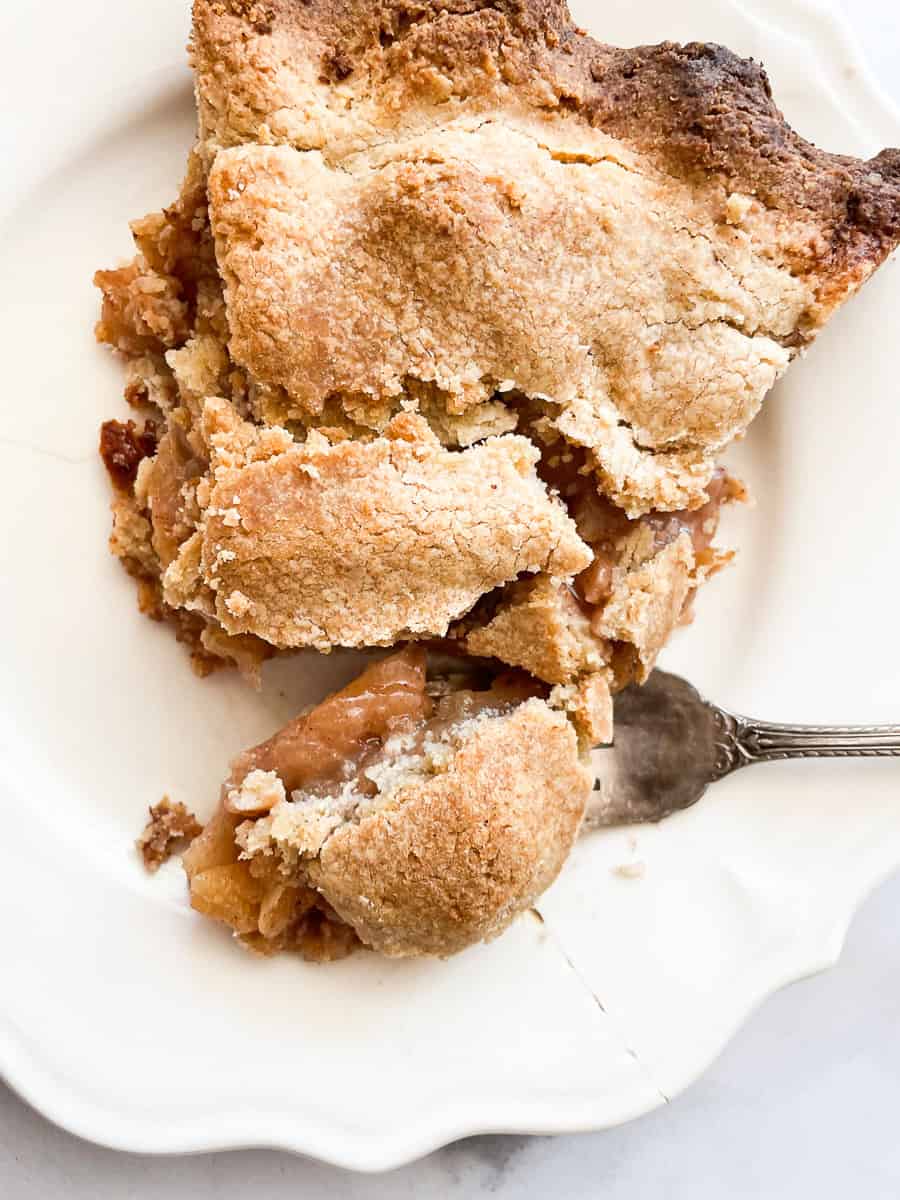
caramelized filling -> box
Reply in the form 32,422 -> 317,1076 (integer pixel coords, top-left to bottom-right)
571,469 -> 739,611
229,645 -> 432,795
99,418 -> 158,491
522,408 -> 737,620
230,652 -> 537,805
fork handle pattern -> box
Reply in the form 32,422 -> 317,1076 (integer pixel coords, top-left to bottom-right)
711,709 -> 900,778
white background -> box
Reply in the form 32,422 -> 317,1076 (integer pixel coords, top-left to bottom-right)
3,1 -> 898,1195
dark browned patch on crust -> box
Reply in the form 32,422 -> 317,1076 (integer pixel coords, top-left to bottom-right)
198,1 -> 899,283
321,46 -> 354,81
544,35 -> 900,279
99,419 -> 158,491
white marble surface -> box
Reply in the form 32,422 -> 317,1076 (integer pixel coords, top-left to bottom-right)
3,1 -> 898,1194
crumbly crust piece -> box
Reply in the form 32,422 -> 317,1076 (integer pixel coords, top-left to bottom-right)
594,532 -> 695,685
460,464 -> 739,688
166,401 -> 590,649
137,797 -> 203,873
196,0 -> 899,511
109,492 -> 159,579
549,672 -> 613,745
462,574 -> 605,685
246,697 -> 590,957
461,525 -> 731,690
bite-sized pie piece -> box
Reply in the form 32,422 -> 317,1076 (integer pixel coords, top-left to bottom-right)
193,0 -> 900,511
161,399 -> 590,650
184,647 -> 596,958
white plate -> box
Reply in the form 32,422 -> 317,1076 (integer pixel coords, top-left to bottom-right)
1,0 -> 898,1172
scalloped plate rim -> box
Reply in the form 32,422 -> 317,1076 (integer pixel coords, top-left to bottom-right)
1,0 -> 899,1171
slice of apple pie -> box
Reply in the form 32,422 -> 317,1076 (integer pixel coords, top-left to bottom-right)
93,0 -> 899,958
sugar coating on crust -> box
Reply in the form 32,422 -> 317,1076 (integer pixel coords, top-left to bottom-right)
240,698 -> 591,957
195,0 -> 900,512
166,400 -> 590,649
207,127 -> 799,512
549,673 -> 613,745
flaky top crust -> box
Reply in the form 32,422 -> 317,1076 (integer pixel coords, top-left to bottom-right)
169,402 -> 589,649
193,0 -> 899,284
194,0 -> 899,511
306,698 -> 591,957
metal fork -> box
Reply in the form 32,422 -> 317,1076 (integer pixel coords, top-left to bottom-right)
585,670 -> 900,828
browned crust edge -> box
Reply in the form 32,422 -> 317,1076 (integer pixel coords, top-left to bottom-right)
194,0 -> 900,291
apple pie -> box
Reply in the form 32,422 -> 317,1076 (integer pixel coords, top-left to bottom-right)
95,0 -> 899,958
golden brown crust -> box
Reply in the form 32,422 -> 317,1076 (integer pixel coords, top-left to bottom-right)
462,574 -> 605,685
206,124 -> 802,513
196,1 -> 899,511
192,1 -> 900,286
304,698 -> 591,956
193,0 -> 900,271
168,401 -> 590,649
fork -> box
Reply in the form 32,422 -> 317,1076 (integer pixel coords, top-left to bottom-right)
585,670 -> 900,828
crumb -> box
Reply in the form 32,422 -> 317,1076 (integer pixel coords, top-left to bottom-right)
226,767 -> 285,816
224,589 -> 253,618
611,861 -> 646,880
724,192 -> 753,225
137,797 -> 203,873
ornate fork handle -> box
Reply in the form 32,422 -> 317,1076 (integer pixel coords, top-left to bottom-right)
711,709 -> 900,779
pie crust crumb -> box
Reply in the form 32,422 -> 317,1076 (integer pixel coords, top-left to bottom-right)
136,797 -> 203,873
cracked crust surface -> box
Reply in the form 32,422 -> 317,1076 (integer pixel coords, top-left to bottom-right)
208,125 -> 798,514
243,695 -> 591,957
166,401 -> 589,649
196,0 -> 899,511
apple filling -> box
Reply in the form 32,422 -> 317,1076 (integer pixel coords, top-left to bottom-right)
571,469 -> 743,617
